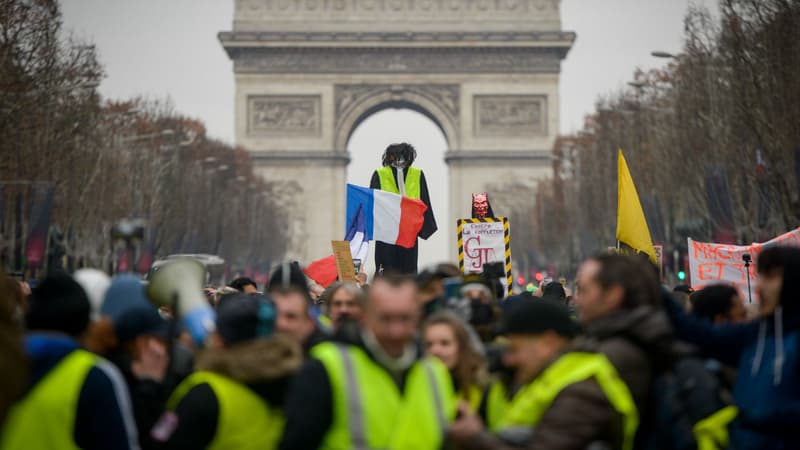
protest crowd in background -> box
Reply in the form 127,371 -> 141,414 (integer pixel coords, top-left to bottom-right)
1,242 -> 799,450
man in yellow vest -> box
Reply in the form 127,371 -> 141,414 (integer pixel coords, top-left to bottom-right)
279,274 -> 457,449
151,293 -> 302,449
370,143 -> 437,274
448,298 -> 639,450
1,273 -> 140,450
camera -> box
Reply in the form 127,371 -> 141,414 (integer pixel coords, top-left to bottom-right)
482,262 -> 505,280
742,254 -> 752,264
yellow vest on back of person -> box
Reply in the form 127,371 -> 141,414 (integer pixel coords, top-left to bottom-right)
497,352 -> 639,450
311,342 -> 457,450
377,166 -> 422,200
0,349 -> 97,450
167,371 -> 284,450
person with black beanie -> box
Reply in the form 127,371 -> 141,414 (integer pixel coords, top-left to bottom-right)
151,293 -> 302,449
0,272 -> 140,450
449,297 -> 640,450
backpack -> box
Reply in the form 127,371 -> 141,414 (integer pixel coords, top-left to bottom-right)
637,357 -> 733,450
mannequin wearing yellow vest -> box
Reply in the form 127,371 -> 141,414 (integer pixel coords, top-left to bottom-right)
370,143 -> 437,275
448,299 -> 638,450
279,276 -> 457,450
152,294 -> 302,450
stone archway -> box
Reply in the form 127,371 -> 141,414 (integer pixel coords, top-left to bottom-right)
220,0 -> 574,263
334,84 -> 460,152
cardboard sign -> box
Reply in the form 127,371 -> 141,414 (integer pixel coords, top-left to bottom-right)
331,240 -> 357,283
688,227 -> 800,302
457,217 -> 513,296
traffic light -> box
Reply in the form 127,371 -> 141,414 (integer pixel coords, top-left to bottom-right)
677,270 -> 686,281
517,276 -> 525,286
535,272 -> 544,282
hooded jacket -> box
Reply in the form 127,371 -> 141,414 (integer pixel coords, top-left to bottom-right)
154,335 -> 302,449
664,248 -> 800,449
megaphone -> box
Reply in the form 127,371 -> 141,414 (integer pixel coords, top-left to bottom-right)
147,258 -> 215,346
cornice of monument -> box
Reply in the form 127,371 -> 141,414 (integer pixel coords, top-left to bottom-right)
224,46 -> 568,74
250,151 -> 351,166
218,31 -> 575,49
444,150 -> 552,164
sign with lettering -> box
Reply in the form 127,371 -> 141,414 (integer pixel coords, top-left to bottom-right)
688,227 -> 800,302
457,217 -> 512,296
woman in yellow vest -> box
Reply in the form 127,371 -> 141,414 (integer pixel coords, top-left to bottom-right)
423,311 -> 487,412
152,293 -> 302,450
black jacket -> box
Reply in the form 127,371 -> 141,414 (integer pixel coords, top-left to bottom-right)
154,335 -> 302,449
370,167 -> 437,274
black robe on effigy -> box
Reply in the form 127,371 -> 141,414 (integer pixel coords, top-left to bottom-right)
370,167 -> 437,275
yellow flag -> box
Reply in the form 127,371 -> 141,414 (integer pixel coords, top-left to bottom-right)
616,149 -> 657,263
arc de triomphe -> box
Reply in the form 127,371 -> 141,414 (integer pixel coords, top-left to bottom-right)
220,0 -> 574,263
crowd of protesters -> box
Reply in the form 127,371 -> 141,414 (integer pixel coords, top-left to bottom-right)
1,246 -> 798,450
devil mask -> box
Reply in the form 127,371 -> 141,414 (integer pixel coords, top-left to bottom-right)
382,143 -> 417,169
471,192 -> 495,219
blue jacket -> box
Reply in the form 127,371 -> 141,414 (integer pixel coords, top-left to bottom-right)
664,293 -> 800,449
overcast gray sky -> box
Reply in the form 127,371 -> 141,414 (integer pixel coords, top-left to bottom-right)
60,0 -> 718,269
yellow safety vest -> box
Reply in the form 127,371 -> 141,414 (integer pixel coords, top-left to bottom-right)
311,342 -> 457,450
497,352 -> 639,450
458,384 -> 483,413
485,380 -> 512,431
167,371 -> 284,450
377,166 -> 422,199
693,405 -> 738,450
0,349 -> 97,450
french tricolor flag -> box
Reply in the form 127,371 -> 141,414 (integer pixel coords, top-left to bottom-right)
346,184 -> 427,248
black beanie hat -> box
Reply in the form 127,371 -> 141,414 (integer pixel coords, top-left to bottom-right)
502,298 -> 578,338
27,272 -> 91,337
542,281 -> 567,301
216,293 -> 276,346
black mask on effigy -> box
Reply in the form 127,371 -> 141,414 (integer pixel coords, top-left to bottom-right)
382,143 -> 416,169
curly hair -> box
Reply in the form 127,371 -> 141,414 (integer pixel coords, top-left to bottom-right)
381,142 -> 417,167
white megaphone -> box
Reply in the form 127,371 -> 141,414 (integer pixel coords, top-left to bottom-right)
147,258 -> 215,346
